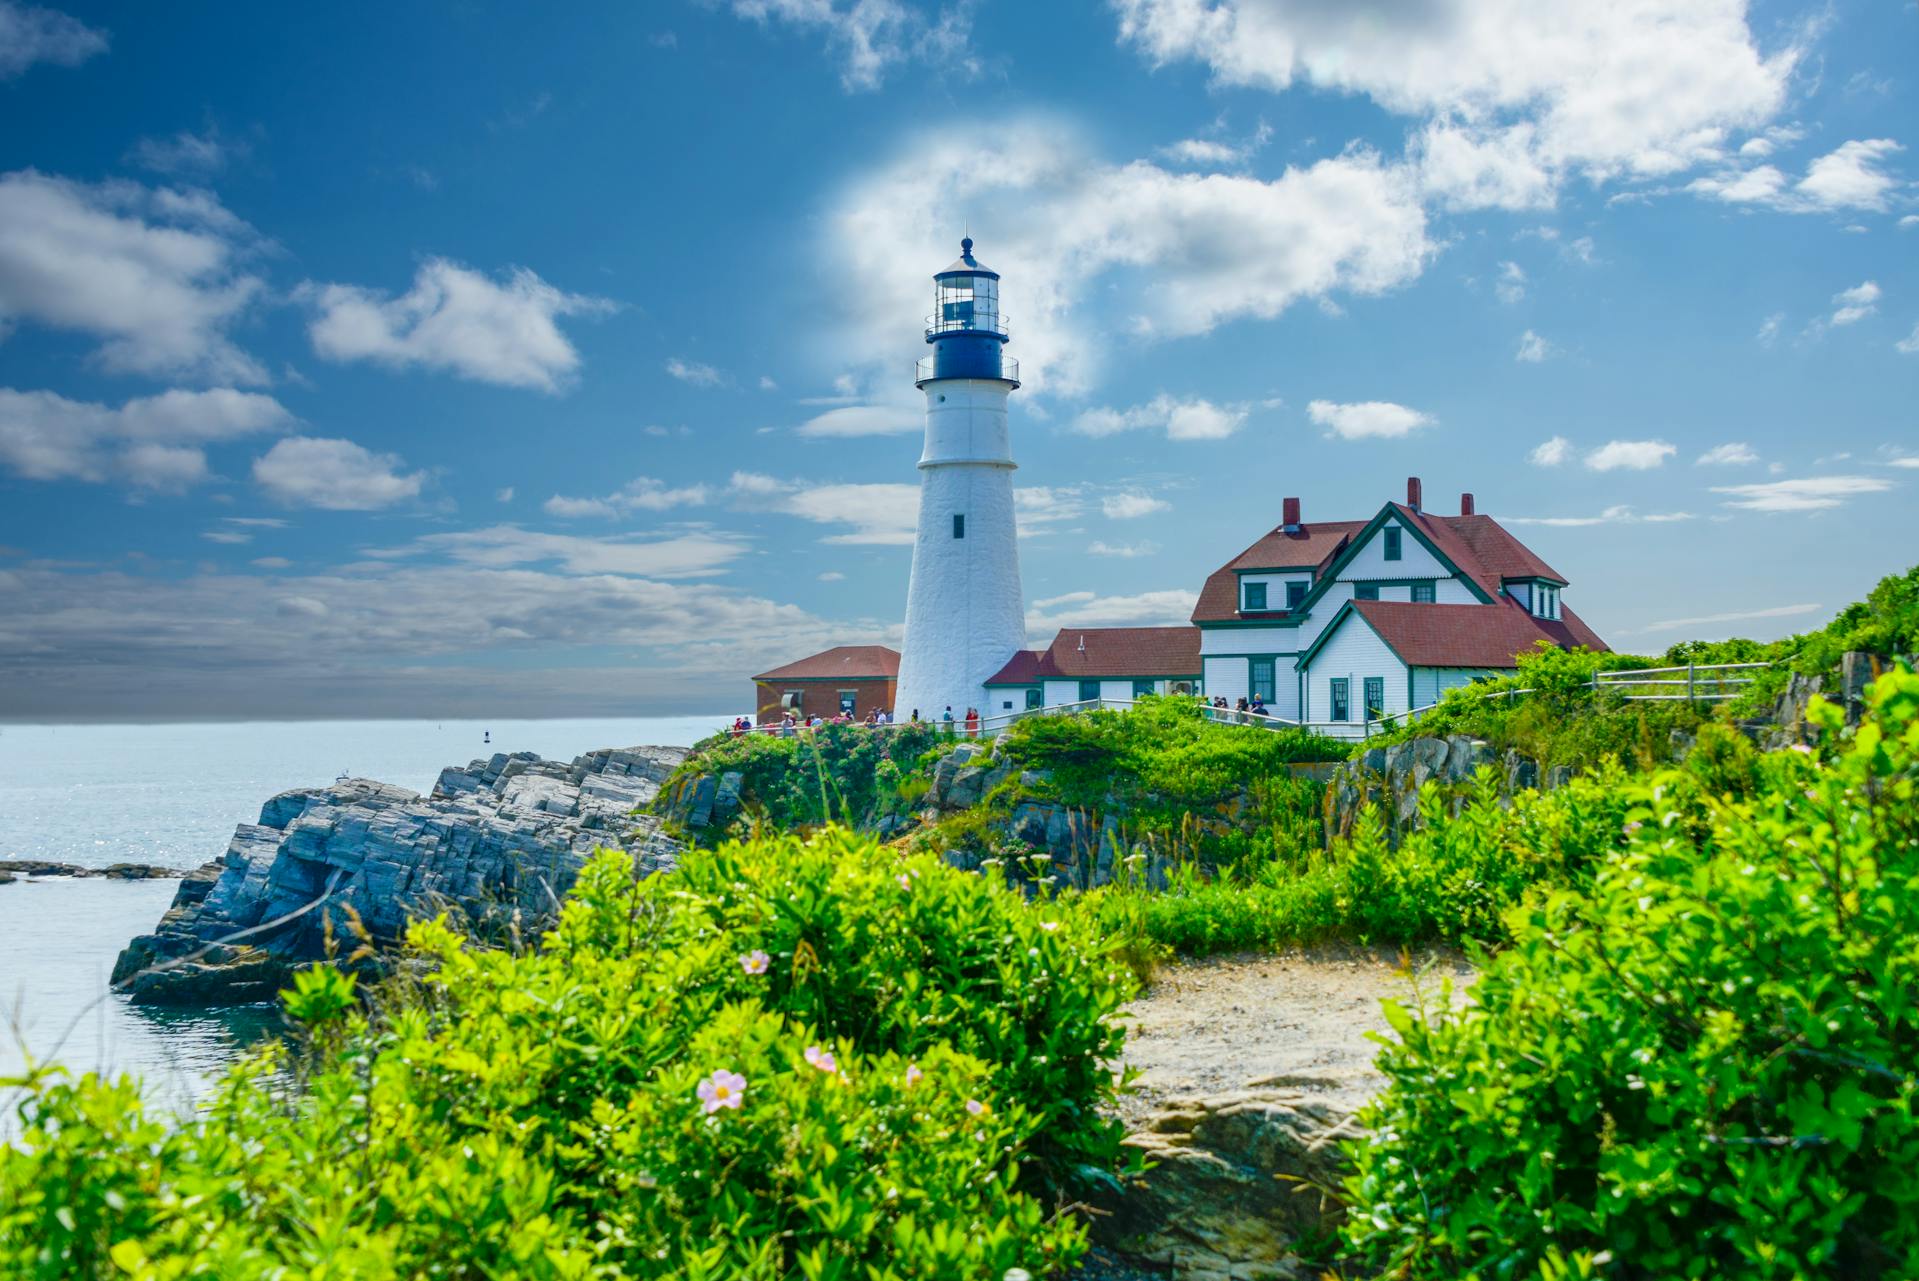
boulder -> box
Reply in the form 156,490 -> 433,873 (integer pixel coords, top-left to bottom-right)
1097,1089 -> 1357,1281
112,745 -> 685,1006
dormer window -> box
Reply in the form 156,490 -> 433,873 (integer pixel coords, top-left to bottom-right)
1383,527 -> 1403,561
1285,580 -> 1307,610
1533,584 -> 1561,620
1243,581 -> 1267,611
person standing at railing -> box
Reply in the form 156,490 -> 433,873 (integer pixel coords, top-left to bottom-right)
1249,694 -> 1268,720
965,707 -> 981,737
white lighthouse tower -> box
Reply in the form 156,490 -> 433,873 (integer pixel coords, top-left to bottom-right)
892,239 -> 1025,723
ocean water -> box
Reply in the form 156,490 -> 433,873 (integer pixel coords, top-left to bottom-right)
0,716 -> 728,1125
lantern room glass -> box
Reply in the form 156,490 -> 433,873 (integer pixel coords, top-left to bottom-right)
934,273 -> 1001,335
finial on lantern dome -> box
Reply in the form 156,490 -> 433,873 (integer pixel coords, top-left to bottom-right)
960,236 -> 973,257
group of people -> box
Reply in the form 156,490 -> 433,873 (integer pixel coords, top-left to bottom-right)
1204,694 -> 1270,723
730,703 -> 995,738
729,707 -> 902,738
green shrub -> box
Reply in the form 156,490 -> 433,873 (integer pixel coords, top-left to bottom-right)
0,829 -> 1132,1278
663,721 -> 946,840
1342,673 -> 1919,1280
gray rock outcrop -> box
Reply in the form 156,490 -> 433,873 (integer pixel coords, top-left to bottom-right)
112,746 -> 686,1005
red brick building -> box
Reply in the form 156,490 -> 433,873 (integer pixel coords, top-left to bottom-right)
752,645 -> 900,724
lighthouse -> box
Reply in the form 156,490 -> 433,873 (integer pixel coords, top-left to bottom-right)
892,238 -> 1026,723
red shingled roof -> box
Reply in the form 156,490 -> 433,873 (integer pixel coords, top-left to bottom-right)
1193,503 -> 1572,624
1334,599 -> 1607,669
986,627 -> 1202,683
754,645 -> 900,682
1192,520 -> 1364,623
984,649 -> 1045,685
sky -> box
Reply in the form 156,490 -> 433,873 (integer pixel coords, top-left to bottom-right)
0,0 -> 1914,722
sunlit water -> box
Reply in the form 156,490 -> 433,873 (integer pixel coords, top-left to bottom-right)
0,716 -> 728,1127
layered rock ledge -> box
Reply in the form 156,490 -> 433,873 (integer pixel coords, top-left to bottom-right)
112,746 -> 686,1005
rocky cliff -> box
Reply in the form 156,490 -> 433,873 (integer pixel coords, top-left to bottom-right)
112,745 -> 686,1005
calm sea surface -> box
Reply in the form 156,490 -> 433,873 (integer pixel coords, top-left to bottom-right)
0,716 -> 728,1126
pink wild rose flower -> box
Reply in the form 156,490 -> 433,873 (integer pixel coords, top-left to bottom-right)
697,1069 -> 747,1114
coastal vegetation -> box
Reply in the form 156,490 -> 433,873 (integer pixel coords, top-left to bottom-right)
9,568 -> 1916,1278
2,831 -> 1131,1278
1343,673 -> 1919,1279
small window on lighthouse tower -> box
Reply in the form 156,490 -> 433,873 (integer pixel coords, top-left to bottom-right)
953,514 -> 965,539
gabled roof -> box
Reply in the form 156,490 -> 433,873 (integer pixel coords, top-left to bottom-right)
1298,598 -> 1609,671
1193,502 -> 1569,624
986,627 -> 1202,683
754,645 -> 900,682
1191,520 -> 1364,623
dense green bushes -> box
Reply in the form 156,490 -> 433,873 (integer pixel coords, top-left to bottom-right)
1,830 -> 1135,1278
1073,762 -> 1645,957
1342,673 -> 1919,1280
664,720 -> 946,840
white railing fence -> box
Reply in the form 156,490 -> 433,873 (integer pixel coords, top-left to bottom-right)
717,661 -> 1774,747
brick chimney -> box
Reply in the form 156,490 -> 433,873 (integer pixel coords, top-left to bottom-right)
1406,476 -> 1422,512
1460,492 -> 1475,516
1282,496 -> 1301,532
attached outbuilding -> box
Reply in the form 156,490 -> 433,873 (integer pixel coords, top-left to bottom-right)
1296,598 -> 1607,727
985,626 -> 1203,716
752,645 -> 900,724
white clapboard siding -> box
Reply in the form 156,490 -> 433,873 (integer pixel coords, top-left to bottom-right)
1300,610 -> 1409,723
1412,666 -> 1505,706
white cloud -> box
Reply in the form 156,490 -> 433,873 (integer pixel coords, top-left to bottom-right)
828,121 -> 1430,395
1621,601 -> 1822,635
0,1 -> 107,78
202,529 -> 251,545
1308,398 -> 1432,440
1101,491 -> 1170,519
795,402 -> 921,437
728,470 -> 792,496
251,556 -> 291,569
372,524 -> 748,578
1495,260 -> 1526,304
1898,323 -> 1919,356
495,486 -> 515,502
0,170 -> 268,382
1515,329 -> 1551,362
1112,0 -> 1799,205
1071,394 -> 1248,441
300,257 -> 613,392
128,126 -> 244,175
777,481 -> 921,545
725,0 -> 972,91
1830,280 -> 1880,327
1711,475 -> 1895,512
1027,587 -> 1198,635
0,386 -> 290,489
1087,539 -> 1159,557
1011,487 -> 1088,537
1901,215 -> 1919,230
542,476 -> 711,518
664,356 -> 722,386
0,556 -> 884,718
253,436 -> 426,510
1697,442 -> 1758,465
1756,312 -> 1783,345
1529,434 -> 1573,466
1688,140 -> 1906,214
1584,439 -> 1675,471
758,375 -> 778,390
1503,504 -> 1694,527
1797,139 -> 1904,212
816,570 -> 845,582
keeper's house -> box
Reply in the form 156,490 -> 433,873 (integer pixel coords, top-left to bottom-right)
752,645 -> 899,724
1195,478 -> 1607,724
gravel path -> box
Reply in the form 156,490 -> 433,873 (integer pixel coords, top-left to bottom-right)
1113,944 -> 1478,1130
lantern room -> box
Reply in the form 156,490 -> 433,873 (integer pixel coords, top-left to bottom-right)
917,238 -> 1019,387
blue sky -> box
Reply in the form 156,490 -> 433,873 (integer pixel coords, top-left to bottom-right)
0,0 -> 1914,720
